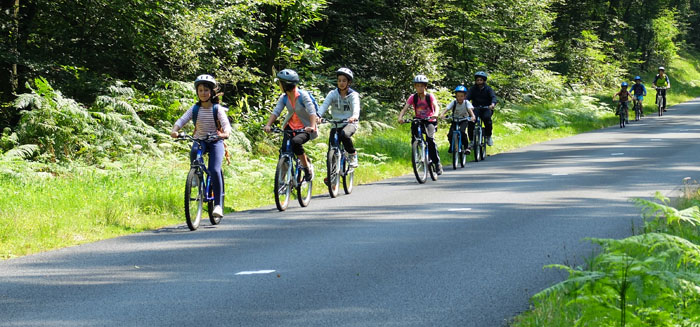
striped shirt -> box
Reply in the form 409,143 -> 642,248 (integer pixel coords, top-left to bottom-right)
174,104 -> 232,139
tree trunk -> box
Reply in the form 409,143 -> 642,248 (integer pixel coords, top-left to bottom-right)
10,0 -> 19,95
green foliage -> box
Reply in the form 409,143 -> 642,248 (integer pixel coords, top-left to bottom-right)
649,10 -> 681,68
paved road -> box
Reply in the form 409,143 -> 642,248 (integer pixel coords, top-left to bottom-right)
2,98 -> 700,326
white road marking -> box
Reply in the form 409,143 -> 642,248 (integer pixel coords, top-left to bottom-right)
611,153 -> 624,156
651,138 -> 662,141
551,173 -> 569,176
235,270 -> 276,275
448,208 -> 472,212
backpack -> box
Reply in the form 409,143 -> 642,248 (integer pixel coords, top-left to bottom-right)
412,93 -> 434,111
191,103 -> 231,164
283,89 -> 320,113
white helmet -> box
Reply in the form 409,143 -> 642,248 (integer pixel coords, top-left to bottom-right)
194,74 -> 217,89
658,66 -> 665,71
413,74 -> 429,84
336,67 -> 354,81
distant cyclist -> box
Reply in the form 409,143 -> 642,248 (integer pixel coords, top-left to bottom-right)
170,74 -> 232,218
653,66 -> 671,112
263,69 -> 318,181
613,81 -> 632,123
467,71 -> 498,147
398,74 -> 443,175
317,67 -> 361,168
439,85 -> 476,154
630,76 -> 647,117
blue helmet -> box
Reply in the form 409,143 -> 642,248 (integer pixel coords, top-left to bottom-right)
474,71 -> 488,80
454,85 -> 467,93
621,82 -> 628,87
276,69 -> 300,85
634,76 -> 641,80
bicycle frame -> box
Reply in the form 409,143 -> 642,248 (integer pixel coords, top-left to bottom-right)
411,118 -> 431,165
449,117 -> 470,153
327,120 -> 350,176
191,140 -> 215,202
277,129 -> 303,189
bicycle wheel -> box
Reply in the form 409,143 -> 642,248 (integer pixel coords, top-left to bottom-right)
620,108 -> 625,128
297,174 -> 312,207
635,102 -> 641,121
184,169 -> 203,231
342,155 -> 354,194
451,132 -> 459,170
460,140 -> 467,168
274,156 -> 292,211
208,174 -> 223,225
658,95 -> 663,116
473,128 -> 481,162
326,148 -> 340,198
411,140 -> 427,183
428,161 -> 438,181
480,138 -> 486,161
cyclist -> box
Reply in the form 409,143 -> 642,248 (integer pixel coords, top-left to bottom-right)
613,81 -> 632,123
439,85 -> 476,154
317,67 -> 361,168
630,76 -> 647,117
398,74 -> 443,175
170,74 -> 231,218
263,69 -> 318,181
653,66 -> 671,112
467,71 -> 498,147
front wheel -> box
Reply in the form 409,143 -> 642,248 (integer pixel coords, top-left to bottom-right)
184,169 -> 203,231
473,128 -> 481,162
480,139 -> 486,161
208,174 -> 224,225
620,108 -> 625,128
411,140 -> 427,184
451,132 -> 459,170
274,157 -> 292,211
297,177 -> 312,207
342,156 -> 354,194
326,149 -> 340,198
658,95 -> 663,116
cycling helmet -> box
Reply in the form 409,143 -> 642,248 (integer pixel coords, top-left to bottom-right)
658,66 -> 665,71
621,82 -> 628,87
194,74 -> 217,90
336,67 -> 354,81
413,74 -> 429,84
634,76 -> 641,80
276,69 -> 300,85
474,71 -> 488,80
454,85 -> 468,93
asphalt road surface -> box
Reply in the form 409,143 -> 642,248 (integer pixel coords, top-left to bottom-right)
2,98 -> 700,326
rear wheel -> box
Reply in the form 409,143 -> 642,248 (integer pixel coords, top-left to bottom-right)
342,156 -> 354,194
274,157 -> 292,211
326,149 -> 340,198
428,160 -> 438,181
184,169 -> 203,231
297,176 -> 312,207
451,132 -> 459,170
473,128 -> 481,162
411,140 -> 427,183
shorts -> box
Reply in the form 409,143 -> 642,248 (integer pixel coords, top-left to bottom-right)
634,95 -> 644,101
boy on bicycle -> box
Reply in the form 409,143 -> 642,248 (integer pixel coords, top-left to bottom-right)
613,82 -> 632,123
263,69 -> 318,181
317,68 -> 361,168
467,71 -> 498,146
653,66 -> 671,112
171,74 -> 232,218
630,76 -> 647,117
398,74 -> 443,175
439,85 -> 475,154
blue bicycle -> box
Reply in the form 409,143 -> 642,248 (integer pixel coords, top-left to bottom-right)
271,127 -> 313,211
322,119 -> 354,198
177,133 -> 225,231
447,116 -> 471,170
404,117 -> 438,183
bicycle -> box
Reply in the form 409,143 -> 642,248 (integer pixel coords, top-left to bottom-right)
321,119 -> 354,198
176,133 -> 226,231
403,117 -> 438,183
447,116 -> 470,170
616,101 -> 628,128
472,106 -> 488,162
271,127 -> 313,211
632,98 -> 642,121
655,87 -> 667,116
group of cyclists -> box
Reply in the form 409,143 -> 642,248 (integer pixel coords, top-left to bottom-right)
613,66 -> 672,123
170,65 -> 669,219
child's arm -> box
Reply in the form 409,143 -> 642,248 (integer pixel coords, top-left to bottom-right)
398,102 -> 411,123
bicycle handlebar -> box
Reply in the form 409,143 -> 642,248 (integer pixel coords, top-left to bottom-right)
176,132 -> 223,142
401,117 -> 435,124
270,127 -> 307,134
445,116 -> 473,123
320,119 -> 351,124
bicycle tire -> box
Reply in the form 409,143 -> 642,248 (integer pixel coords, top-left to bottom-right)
452,132 -> 459,170
460,142 -> 467,168
208,174 -> 223,225
297,177 -> 312,207
480,139 -> 486,161
620,107 -> 625,128
184,168 -> 203,231
326,149 -> 340,198
411,140 -> 427,183
342,156 -> 354,194
658,94 -> 663,116
429,161 -> 438,181
473,127 -> 481,162
274,156 -> 292,211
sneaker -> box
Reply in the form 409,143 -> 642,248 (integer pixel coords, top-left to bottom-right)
436,163 -> 443,175
305,164 -> 314,181
348,153 -> 359,168
212,205 -> 223,217
323,177 -> 329,186
486,137 -> 494,146
465,145 -> 471,155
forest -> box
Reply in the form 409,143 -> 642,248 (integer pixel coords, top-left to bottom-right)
1,0 -> 699,164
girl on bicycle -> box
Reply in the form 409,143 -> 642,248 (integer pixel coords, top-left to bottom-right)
170,74 -> 231,218
317,68 -> 361,168
398,74 -> 443,175
263,69 -> 318,181
439,85 -> 475,154
630,76 -> 647,116
613,81 -> 632,123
